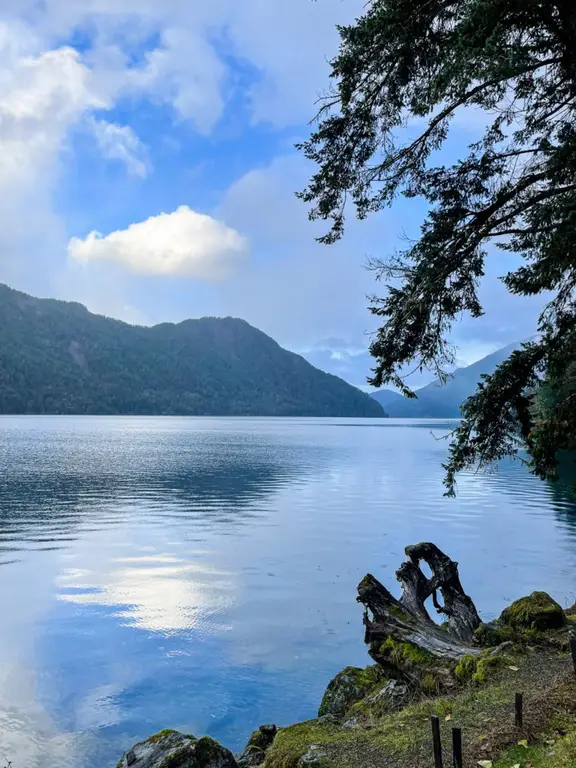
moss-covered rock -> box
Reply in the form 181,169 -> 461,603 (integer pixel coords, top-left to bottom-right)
318,665 -> 384,717
454,651 -> 509,685
246,725 -> 277,752
238,725 -> 278,766
116,730 -> 238,768
146,729 -> 180,745
262,719 -> 339,768
474,621 -> 514,647
374,636 -> 456,695
237,745 -> 265,767
349,679 -> 409,719
500,591 -> 566,631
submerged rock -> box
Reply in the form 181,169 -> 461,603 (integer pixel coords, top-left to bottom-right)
116,729 -> 238,768
318,665 -> 383,717
500,591 -> 566,631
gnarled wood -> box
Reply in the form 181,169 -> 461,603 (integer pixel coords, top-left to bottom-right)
357,543 -> 482,674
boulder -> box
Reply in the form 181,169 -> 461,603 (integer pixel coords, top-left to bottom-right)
364,679 -> 408,709
500,591 -> 566,631
116,729 -> 238,768
318,665 -> 383,717
237,724 -> 278,767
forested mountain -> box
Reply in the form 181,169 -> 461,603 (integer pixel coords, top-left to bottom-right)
371,344 -> 518,418
0,284 -> 384,417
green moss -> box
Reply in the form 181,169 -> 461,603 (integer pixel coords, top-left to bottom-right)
265,643 -> 576,768
244,745 -> 265,759
195,736 -> 226,762
247,727 -> 275,751
420,674 -> 440,695
146,729 -> 179,744
264,654 -> 576,768
454,653 -> 507,685
389,604 -> 411,620
454,654 -> 478,683
492,728 -> 576,768
474,622 -> 515,646
379,637 -> 433,668
357,575 -> 373,590
318,664 -> 384,717
267,676 -> 516,766
500,591 -> 566,631
376,637 -> 452,696
157,745 -> 194,768
471,654 -> 506,684
263,720 -> 339,768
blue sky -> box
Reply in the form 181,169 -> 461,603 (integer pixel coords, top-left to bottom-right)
0,0 -> 547,389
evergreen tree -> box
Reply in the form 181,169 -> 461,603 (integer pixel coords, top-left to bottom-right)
298,0 -> 576,492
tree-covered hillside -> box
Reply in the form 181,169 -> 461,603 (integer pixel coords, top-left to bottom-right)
0,284 -> 384,417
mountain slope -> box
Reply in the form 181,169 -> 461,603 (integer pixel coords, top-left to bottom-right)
370,344 -> 519,418
0,284 -> 384,417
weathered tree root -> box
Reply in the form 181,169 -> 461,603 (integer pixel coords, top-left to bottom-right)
357,543 -> 482,679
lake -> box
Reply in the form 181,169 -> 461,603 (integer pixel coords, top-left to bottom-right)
1,415 -> 575,767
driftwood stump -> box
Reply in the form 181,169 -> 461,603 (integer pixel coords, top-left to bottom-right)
357,543 -> 482,679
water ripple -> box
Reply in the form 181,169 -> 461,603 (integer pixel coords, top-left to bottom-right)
0,416 -> 575,768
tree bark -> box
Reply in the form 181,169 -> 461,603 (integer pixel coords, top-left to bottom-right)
357,543 -> 482,671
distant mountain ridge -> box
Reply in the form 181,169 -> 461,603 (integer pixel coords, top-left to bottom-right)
370,344 -> 519,418
0,284 -> 385,417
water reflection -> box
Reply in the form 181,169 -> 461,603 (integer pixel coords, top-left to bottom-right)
0,421 -> 322,563
1,417 -> 576,768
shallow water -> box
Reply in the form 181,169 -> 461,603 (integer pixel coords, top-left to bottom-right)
0,415 -> 575,767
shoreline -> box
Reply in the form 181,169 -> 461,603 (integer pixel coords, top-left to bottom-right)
116,545 -> 576,768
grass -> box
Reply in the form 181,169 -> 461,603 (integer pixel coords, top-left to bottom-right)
493,720 -> 576,767
263,649 -> 576,768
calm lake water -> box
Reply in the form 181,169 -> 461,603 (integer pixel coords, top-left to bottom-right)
1,415 -> 576,767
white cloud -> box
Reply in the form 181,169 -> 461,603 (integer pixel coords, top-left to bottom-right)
0,1 -> 366,297
89,118 -> 149,177
0,26 -> 101,288
68,205 -> 248,278
215,154 -> 383,349
0,0 -> 548,376
127,26 -> 226,133
0,35 -> 105,196
5,0 -> 366,130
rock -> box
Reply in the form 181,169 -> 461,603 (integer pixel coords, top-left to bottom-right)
316,715 -> 338,725
490,641 -> 514,656
365,679 -> 409,708
297,744 -> 328,766
237,724 -> 278,767
236,745 -> 265,767
247,724 -> 277,751
500,591 -> 566,631
318,665 -> 383,717
116,730 -> 238,768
